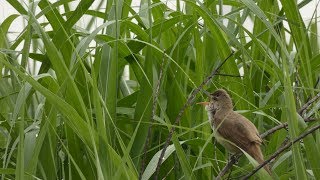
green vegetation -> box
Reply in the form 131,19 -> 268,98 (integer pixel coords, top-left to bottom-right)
0,0 -> 319,179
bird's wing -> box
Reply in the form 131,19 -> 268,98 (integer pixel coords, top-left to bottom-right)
216,112 -> 262,150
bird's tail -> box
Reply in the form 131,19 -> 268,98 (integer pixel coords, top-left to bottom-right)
248,144 -> 272,175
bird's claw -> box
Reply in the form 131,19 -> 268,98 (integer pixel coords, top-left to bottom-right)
229,155 -> 238,164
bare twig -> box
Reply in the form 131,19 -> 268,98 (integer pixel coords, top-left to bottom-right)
215,73 -> 243,78
260,118 -> 316,139
139,55 -> 166,179
242,124 -> 320,180
226,162 -> 234,180
154,51 -> 235,180
216,153 -> 242,180
301,77 -> 320,114
298,91 -> 320,115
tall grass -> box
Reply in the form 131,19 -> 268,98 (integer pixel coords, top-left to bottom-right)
0,0 -> 319,179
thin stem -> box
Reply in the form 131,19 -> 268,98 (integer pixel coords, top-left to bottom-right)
298,92 -> 320,115
139,54 -> 166,179
216,154 -> 241,180
260,118 -> 316,139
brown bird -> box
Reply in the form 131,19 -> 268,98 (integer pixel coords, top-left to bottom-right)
198,89 -> 271,174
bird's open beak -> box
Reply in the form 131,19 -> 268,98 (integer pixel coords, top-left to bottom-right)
197,102 -> 210,106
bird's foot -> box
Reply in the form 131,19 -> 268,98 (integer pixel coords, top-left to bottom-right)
229,154 -> 239,164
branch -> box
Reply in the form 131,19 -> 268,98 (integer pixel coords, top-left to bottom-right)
216,154 -> 242,180
260,118 -> 316,139
139,54 -> 166,179
215,73 -> 243,78
298,91 -> 320,115
242,124 -> 320,180
154,51 -> 235,180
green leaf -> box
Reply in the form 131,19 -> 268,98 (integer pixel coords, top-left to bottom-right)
142,141 -> 186,180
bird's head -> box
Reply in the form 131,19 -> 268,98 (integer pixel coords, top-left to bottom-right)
197,89 -> 233,112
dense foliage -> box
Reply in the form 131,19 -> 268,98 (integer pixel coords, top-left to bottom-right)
0,0 -> 319,179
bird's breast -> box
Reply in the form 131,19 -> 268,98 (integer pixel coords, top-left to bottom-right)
210,118 -> 240,154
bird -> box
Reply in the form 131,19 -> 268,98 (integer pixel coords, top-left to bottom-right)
197,89 -> 271,175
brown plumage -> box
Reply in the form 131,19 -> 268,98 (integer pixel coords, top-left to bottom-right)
199,89 -> 271,174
